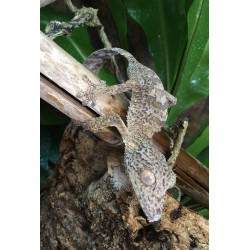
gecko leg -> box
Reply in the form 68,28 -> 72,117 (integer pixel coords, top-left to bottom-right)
81,80 -> 137,106
95,80 -> 137,96
72,114 -> 128,139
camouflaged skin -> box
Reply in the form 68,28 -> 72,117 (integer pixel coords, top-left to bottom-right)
80,48 -> 177,222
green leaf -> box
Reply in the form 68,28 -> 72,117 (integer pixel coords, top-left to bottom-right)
106,0 -> 128,49
181,195 -> 192,205
188,203 -> 203,210
181,194 -> 209,218
197,208 -> 209,219
123,0 -> 191,91
196,146 -> 209,168
40,6 -> 94,63
168,0 -> 209,123
187,125 -> 209,157
186,119 -> 209,168
98,68 -> 118,86
40,5 -> 72,24
40,99 -> 70,125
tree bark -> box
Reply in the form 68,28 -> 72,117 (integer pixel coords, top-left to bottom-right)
40,122 -> 208,249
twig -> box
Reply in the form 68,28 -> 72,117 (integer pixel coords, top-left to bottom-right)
64,0 -> 77,13
40,0 -> 55,8
167,119 -> 189,169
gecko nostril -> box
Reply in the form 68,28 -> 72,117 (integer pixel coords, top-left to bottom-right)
140,169 -> 156,186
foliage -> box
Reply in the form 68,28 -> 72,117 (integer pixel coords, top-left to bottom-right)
40,0 -> 209,217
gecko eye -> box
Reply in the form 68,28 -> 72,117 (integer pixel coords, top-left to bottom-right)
140,169 -> 156,186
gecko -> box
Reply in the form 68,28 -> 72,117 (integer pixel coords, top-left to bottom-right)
74,48 -> 177,222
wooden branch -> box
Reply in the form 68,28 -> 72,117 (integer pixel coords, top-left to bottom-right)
40,75 -> 122,146
40,31 -> 128,120
40,31 -> 208,207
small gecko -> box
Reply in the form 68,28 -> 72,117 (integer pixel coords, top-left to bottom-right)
75,48 -> 177,222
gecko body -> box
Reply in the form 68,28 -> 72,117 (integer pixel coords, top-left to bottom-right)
78,48 -> 177,222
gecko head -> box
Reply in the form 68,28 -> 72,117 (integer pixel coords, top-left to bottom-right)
125,144 -> 176,222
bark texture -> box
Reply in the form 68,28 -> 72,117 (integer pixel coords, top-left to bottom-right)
40,122 -> 208,249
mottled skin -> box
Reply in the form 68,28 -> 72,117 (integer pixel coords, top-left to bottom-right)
75,48 -> 177,222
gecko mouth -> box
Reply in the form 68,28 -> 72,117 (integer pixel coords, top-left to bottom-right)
140,199 -> 164,223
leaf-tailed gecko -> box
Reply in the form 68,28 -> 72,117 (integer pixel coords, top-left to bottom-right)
74,48 -> 177,222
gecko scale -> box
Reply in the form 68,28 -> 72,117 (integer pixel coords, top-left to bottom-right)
75,48 -> 177,222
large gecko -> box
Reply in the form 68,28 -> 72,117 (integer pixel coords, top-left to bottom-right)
75,48 -> 177,222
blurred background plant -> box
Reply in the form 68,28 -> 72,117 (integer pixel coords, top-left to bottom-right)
40,0 -> 208,218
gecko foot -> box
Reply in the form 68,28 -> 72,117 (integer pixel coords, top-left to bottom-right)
80,83 -> 107,106
72,114 -> 128,137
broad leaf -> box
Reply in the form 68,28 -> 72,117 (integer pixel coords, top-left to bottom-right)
196,146 -> 209,167
197,208 -> 209,219
168,0 -> 209,124
106,0 -> 128,50
122,0 -> 191,92
187,125 -> 209,157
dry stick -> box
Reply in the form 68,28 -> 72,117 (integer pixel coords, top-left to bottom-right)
40,31 -> 208,207
167,120 -> 189,169
40,0 -> 55,8
64,0 -> 77,12
40,31 -> 128,120
40,75 -> 123,146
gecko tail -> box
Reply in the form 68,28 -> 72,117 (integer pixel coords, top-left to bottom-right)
83,48 -> 137,75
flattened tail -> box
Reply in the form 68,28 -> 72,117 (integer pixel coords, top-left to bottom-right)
83,48 -> 137,74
